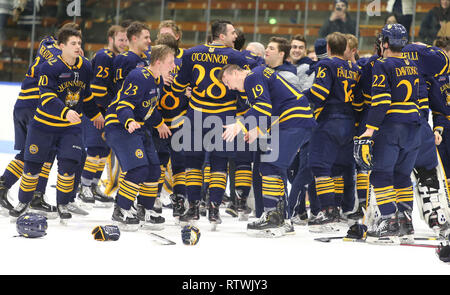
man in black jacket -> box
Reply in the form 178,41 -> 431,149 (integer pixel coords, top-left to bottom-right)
319,0 -> 358,38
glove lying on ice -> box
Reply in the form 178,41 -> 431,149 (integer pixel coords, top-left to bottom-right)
92,225 -> 120,241
181,225 -> 201,245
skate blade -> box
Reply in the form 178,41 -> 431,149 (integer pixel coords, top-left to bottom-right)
225,209 -> 238,218
140,223 -> 164,231
308,224 -> 340,234
399,235 -> 415,244
0,207 -> 10,217
247,228 -> 285,238
238,212 -> 249,221
366,236 -> 400,245
93,202 -> 114,209
210,220 -> 222,231
113,221 -> 140,232
59,218 -> 71,225
28,209 -> 59,220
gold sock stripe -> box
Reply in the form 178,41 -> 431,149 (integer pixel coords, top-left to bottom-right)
210,172 -> 227,189
158,166 -> 166,185
38,162 -> 52,179
186,169 -> 203,186
6,159 -> 24,178
20,173 -> 39,192
118,180 -> 140,201
139,182 -> 158,197
203,166 -> 211,183
83,157 -> 99,173
395,186 -> 414,203
97,157 -> 107,172
315,177 -> 335,196
235,170 -> 253,187
262,176 -> 284,196
56,173 -> 75,193
333,176 -> 344,194
173,172 -> 186,186
374,186 -> 396,206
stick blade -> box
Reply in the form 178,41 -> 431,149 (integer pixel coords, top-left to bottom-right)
149,233 -> 176,245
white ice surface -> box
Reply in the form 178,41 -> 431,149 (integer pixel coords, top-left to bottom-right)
0,84 -> 449,275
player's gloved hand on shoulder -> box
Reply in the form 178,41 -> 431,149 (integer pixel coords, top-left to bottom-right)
181,225 -> 201,245
353,136 -> 374,171
92,225 -> 121,241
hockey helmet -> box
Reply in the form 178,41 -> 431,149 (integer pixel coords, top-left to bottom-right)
16,212 -> 48,238
381,23 -> 408,48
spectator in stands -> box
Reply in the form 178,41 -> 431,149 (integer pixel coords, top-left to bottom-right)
385,13 -> 399,25
289,35 -> 313,91
319,0 -> 357,38
386,0 -> 414,37
0,0 -> 13,53
234,28 -> 245,51
419,0 -> 450,45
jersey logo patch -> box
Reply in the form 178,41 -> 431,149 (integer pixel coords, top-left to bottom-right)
135,149 -> 144,159
65,89 -> 80,107
29,144 -> 39,154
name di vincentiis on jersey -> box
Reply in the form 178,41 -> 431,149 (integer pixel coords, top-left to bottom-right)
17,36 -> 61,109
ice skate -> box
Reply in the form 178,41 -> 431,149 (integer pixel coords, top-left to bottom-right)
398,210 -> 414,243
170,194 -> 187,217
366,213 -> 400,245
236,190 -> 251,221
77,184 -> 95,209
29,191 -> 58,219
153,195 -> 162,214
208,201 -> 222,231
247,210 -> 285,238
291,211 -> 308,226
179,200 -> 200,227
91,183 -> 114,208
140,208 -> 165,231
67,197 -> 89,216
0,176 -> 13,215
308,206 -> 340,233
57,204 -> 72,225
347,201 -> 365,221
225,201 -> 238,218
9,201 -> 30,222
112,205 -> 140,231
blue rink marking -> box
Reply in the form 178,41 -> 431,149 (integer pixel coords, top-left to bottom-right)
0,140 -> 16,154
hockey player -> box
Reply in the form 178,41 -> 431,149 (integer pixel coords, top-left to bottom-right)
153,27 -> 190,221
219,63 -> 316,237
401,39 -> 450,239
355,24 -> 422,244
104,44 -> 174,231
302,32 -> 361,232
170,20 -> 258,229
102,21 -> 152,201
0,23 -> 81,218
9,27 -> 105,222
78,25 -> 128,209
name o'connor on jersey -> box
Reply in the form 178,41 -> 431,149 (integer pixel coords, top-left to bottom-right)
191,52 -> 229,64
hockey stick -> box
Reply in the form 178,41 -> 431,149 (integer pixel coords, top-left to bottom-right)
314,236 -> 438,243
314,236 -> 439,248
149,233 -> 176,245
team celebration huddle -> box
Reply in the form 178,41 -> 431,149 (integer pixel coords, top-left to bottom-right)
0,15 -> 449,246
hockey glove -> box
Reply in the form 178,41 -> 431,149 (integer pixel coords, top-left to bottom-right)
436,242 -> 450,263
91,225 -> 120,241
353,136 -> 374,171
181,225 -> 201,245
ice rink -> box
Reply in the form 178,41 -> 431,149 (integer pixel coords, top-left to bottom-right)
0,83 -> 449,276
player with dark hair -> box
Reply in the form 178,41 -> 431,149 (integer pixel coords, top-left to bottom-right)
171,20 -> 258,229
77,25 -> 128,210
9,28 -> 104,223
0,23 -> 81,218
